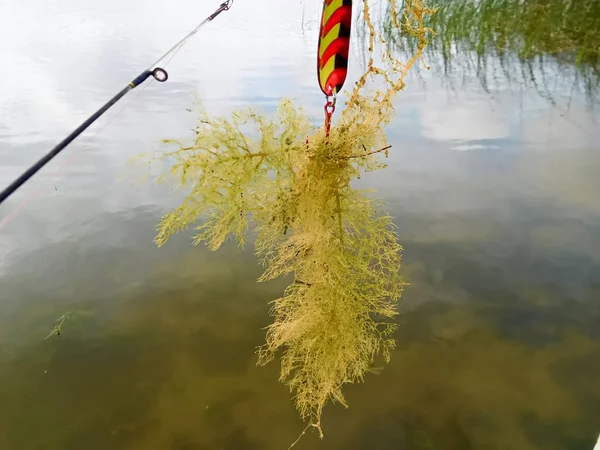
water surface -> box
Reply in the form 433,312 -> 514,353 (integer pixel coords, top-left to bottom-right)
1,0 -> 599,449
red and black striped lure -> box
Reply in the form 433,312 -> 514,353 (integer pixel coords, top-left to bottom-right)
317,0 -> 352,97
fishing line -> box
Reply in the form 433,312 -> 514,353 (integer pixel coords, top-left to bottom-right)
0,0 -> 233,209
150,0 -> 234,69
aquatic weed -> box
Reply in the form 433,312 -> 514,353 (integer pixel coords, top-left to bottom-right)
148,0 -> 435,437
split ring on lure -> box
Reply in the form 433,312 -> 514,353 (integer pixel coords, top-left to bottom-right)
317,0 -> 352,97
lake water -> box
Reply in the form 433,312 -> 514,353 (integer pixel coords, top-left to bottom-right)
1,0 -> 599,449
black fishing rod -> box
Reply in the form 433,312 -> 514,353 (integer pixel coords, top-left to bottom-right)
0,0 -> 233,207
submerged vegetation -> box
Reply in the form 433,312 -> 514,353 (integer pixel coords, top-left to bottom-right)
44,311 -> 94,339
147,0 -> 434,437
387,0 -> 600,101
45,313 -> 70,339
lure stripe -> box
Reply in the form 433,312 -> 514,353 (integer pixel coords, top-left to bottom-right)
322,7 -> 352,38
322,0 -> 348,28
319,24 -> 344,60
320,38 -> 350,70
317,0 -> 352,96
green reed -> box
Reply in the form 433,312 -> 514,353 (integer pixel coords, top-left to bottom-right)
384,0 -> 600,102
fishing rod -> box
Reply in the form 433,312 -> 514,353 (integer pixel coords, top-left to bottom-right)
0,0 -> 233,207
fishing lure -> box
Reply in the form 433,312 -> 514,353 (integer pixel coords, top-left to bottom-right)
317,0 -> 352,97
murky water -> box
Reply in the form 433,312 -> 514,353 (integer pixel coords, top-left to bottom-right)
1,0 -> 599,449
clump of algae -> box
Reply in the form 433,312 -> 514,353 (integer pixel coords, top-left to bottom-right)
150,0 -> 435,438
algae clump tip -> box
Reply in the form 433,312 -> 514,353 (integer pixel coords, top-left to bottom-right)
148,0 -> 435,436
